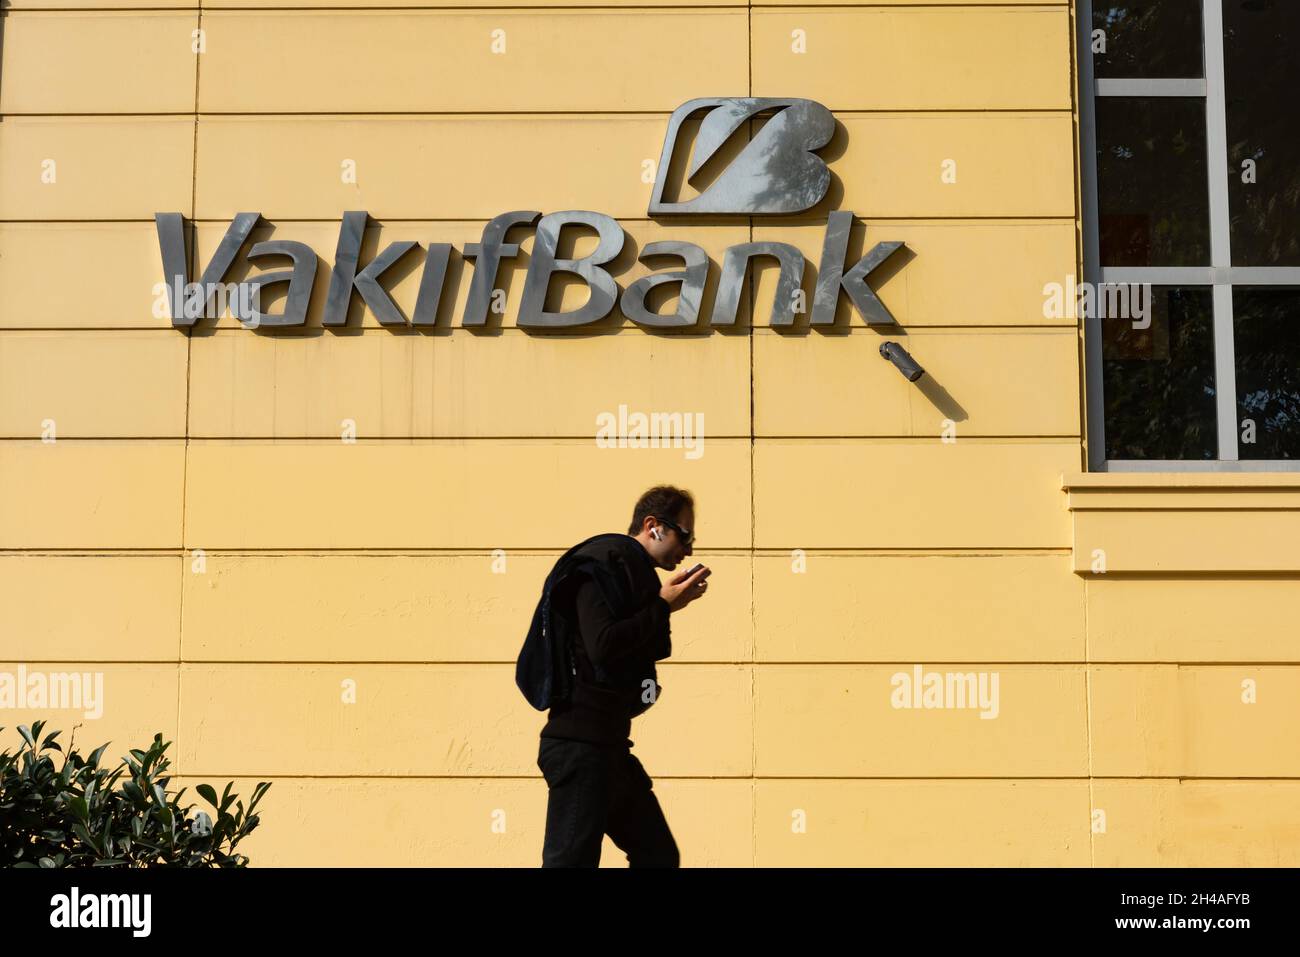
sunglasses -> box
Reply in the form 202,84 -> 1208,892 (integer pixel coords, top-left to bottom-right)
654,516 -> 694,548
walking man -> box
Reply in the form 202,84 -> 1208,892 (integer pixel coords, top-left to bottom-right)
529,485 -> 710,867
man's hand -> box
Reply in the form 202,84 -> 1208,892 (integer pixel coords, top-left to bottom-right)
660,565 -> 711,612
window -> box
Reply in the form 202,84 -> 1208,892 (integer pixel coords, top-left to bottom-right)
1079,1 -> 1300,469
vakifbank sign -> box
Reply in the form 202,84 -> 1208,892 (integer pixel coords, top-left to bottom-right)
155,98 -> 908,330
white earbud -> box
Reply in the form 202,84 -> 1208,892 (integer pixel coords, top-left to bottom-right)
651,527 -> 663,541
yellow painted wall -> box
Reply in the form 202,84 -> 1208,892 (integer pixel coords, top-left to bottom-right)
1,1 -> 1296,867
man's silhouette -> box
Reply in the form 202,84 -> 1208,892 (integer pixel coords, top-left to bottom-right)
536,485 -> 710,867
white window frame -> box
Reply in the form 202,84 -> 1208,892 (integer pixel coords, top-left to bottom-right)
1078,0 -> 1300,471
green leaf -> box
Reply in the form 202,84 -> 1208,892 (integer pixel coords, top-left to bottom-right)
196,784 -> 219,809
67,795 -> 89,823
87,742 -> 110,769
248,781 -> 272,815
17,725 -> 35,749
71,822 -> 102,855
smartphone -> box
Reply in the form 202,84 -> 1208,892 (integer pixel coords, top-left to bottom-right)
683,562 -> 710,579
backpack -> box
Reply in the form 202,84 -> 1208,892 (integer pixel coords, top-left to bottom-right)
515,533 -> 637,711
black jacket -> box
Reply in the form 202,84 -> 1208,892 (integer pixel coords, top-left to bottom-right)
516,533 -> 671,747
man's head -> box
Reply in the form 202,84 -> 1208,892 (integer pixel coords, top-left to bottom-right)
628,485 -> 695,570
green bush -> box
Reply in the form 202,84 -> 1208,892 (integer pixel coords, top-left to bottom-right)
0,720 -> 270,868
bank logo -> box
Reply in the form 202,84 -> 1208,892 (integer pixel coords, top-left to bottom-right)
648,98 -> 835,216
154,94 -> 907,330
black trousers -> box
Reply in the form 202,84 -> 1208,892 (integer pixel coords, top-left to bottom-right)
537,736 -> 680,867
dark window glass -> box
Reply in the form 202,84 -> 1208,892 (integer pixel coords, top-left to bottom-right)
1224,2 -> 1300,266
1103,286 -> 1217,459
1096,97 -> 1211,266
1093,2 -> 1204,78
1234,288 -> 1300,459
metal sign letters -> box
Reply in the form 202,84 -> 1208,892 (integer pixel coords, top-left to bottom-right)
156,98 -> 907,330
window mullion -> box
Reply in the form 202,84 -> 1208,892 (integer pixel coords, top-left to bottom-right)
1078,0 -> 1107,471
1204,0 -> 1239,461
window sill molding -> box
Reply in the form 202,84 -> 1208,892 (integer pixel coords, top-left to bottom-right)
1062,472 -> 1300,573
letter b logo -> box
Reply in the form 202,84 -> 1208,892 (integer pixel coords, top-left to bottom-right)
648,98 -> 835,215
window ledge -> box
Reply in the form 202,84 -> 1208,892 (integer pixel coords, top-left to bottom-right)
1064,472 -> 1300,491
1062,472 -> 1300,573
1064,471 -> 1300,509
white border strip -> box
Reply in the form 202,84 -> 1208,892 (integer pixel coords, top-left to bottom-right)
1102,266 -> 1300,285
1107,459 -> 1300,472
1096,78 -> 1207,96
1204,0 -> 1239,461
1077,0 -> 1107,471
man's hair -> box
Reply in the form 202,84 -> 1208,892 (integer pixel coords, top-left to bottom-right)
627,485 -> 695,536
